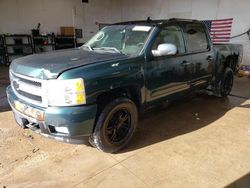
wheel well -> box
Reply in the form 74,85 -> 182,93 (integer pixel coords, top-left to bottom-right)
95,86 -> 141,117
224,54 -> 239,73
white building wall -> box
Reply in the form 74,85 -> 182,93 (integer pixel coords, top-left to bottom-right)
0,0 -> 121,43
0,0 -> 84,35
81,0 -> 122,41
0,0 -> 249,64
119,0 -> 250,64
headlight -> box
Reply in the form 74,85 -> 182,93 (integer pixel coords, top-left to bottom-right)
46,78 -> 86,106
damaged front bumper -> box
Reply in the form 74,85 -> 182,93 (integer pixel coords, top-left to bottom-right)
6,85 -> 97,144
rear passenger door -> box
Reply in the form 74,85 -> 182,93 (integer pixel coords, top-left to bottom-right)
183,23 -> 214,88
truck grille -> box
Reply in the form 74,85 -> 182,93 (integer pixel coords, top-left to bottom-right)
10,71 -> 46,107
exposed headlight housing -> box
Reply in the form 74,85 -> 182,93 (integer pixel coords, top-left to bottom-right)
46,78 -> 86,106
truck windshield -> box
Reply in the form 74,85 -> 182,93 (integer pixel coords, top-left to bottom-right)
83,25 -> 152,56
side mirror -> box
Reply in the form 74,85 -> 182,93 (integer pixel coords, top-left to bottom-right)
152,43 -> 177,57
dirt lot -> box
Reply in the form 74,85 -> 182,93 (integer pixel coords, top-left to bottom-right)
0,65 -> 250,188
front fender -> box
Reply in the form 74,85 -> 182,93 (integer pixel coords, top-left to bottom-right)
59,56 -> 145,105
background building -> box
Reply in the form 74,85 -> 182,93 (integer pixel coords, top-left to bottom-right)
0,0 -> 249,64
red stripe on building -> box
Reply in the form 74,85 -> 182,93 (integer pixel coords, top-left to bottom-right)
211,21 -> 233,26
212,40 -> 230,43
211,36 -> 231,39
209,33 -> 231,36
211,25 -> 232,29
210,29 -> 232,33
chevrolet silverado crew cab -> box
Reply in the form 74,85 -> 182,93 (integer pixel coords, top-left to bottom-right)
7,18 -> 243,153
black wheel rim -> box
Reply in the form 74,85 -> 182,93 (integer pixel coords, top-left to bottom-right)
223,73 -> 233,95
106,108 -> 132,144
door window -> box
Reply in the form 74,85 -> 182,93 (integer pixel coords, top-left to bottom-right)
183,23 -> 209,53
152,26 -> 186,55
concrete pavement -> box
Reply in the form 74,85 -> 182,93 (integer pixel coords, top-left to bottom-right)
0,66 -> 250,187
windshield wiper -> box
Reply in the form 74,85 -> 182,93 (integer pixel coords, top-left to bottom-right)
82,45 -> 93,51
93,47 -> 122,54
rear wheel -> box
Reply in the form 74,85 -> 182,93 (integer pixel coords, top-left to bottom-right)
89,98 -> 138,153
219,68 -> 234,97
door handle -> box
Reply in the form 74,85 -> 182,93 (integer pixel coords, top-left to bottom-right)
206,56 -> 213,61
181,60 -> 191,65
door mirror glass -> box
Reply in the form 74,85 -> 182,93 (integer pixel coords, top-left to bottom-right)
152,43 -> 177,57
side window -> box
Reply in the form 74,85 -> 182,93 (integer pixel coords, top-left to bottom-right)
152,26 -> 186,54
184,23 -> 208,52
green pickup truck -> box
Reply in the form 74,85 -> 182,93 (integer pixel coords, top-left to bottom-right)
7,18 -> 243,153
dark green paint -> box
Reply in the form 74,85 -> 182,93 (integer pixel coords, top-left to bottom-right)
7,19 -> 243,143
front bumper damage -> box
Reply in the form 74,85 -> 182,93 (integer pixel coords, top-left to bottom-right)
6,85 -> 97,144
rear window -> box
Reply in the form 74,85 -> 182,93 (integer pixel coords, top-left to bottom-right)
184,23 -> 208,52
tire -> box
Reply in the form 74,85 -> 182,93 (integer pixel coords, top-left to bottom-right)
219,67 -> 234,97
89,98 -> 138,153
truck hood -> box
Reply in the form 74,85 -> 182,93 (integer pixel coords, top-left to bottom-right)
10,48 -> 128,79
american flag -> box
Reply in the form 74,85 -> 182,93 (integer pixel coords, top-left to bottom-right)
202,18 -> 233,43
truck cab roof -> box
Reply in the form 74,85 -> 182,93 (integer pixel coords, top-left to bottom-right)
113,18 -> 201,27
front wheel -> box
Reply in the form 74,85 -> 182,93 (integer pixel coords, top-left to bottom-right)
89,98 -> 138,153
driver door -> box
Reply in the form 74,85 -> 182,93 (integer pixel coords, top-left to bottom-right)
145,25 -> 193,102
